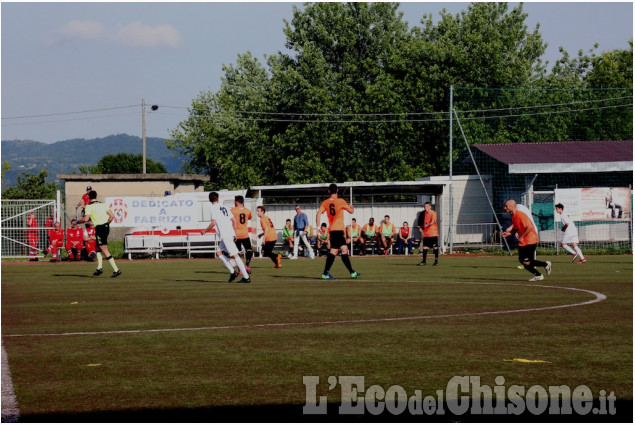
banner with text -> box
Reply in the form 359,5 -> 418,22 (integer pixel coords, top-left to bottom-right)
554,187 -> 631,221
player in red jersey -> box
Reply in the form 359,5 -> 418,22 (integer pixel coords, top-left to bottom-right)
316,183 -> 360,280
26,210 -> 39,261
83,220 -> 97,260
65,219 -> 84,261
44,222 -> 64,262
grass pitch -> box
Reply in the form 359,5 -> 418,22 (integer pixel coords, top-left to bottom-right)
1,254 -> 632,420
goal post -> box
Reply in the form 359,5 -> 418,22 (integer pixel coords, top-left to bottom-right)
1,192 -> 62,258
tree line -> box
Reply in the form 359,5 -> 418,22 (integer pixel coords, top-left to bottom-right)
167,2 -> 632,190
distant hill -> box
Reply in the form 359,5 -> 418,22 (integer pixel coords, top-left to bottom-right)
1,134 -> 186,190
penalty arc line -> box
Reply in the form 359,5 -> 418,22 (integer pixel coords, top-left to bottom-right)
2,282 -> 606,338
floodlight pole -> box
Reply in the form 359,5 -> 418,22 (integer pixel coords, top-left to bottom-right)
448,85 -> 454,254
142,98 -> 147,174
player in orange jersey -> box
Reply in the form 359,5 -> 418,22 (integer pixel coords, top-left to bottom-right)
501,199 -> 552,281
231,195 -> 253,272
417,202 -> 440,266
257,206 -> 282,268
316,183 -> 360,280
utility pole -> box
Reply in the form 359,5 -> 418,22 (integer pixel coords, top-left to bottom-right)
142,98 -> 147,174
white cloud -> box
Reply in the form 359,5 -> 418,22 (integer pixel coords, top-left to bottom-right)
112,22 -> 183,49
45,20 -> 182,49
44,20 -> 105,45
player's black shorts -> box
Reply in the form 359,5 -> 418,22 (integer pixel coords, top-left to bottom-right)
422,236 -> 438,249
518,244 -> 537,263
235,237 -> 252,251
262,240 -> 276,257
95,223 -> 110,248
329,230 -> 346,249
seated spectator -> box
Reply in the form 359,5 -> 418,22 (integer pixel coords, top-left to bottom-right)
378,215 -> 397,255
282,218 -> 294,258
65,219 -> 84,261
346,218 -> 365,254
44,222 -> 64,262
361,217 -> 380,252
397,221 -> 413,254
83,220 -> 97,260
316,223 -> 330,252
305,224 -> 315,243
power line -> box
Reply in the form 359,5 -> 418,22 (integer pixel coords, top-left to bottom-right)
1,105 -> 139,120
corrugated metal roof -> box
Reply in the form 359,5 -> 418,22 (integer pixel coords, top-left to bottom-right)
474,140 -> 633,165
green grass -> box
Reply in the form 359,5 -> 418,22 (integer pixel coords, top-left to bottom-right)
2,254 -> 632,420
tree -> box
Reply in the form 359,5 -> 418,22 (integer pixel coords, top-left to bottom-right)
170,2 -> 631,187
1,169 -> 58,200
75,153 -> 167,174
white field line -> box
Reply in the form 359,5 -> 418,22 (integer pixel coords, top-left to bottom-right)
1,340 -> 20,422
2,282 -> 606,339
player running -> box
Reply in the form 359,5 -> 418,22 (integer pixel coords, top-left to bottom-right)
231,195 -> 254,273
316,183 -> 360,280
202,192 -> 250,283
501,199 -> 552,281
555,203 -> 586,264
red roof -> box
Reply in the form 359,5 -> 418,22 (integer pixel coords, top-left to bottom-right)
474,140 -> 633,164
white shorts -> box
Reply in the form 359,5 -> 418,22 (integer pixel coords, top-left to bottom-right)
562,231 -> 579,245
218,238 -> 239,257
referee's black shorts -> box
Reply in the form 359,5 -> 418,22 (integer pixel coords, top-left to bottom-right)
95,223 -> 110,248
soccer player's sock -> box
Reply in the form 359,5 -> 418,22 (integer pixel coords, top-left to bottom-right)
270,253 -> 278,264
341,254 -> 354,274
562,244 -> 576,255
422,249 -> 428,263
574,246 -> 585,260
246,250 -> 253,266
324,253 -> 336,274
106,256 -> 119,272
218,253 -> 235,273
434,249 -> 439,261
234,256 -> 249,278
97,252 -> 103,269
524,264 -> 541,276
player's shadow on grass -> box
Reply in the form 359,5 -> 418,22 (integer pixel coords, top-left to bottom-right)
52,273 -> 93,278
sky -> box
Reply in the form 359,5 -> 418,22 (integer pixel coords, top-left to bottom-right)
1,2 -> 633,144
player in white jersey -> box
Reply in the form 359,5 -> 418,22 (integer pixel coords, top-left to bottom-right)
555,203 -> 586,264
201,192 -> 251,283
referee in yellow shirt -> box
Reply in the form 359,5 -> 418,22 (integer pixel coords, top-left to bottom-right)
78,190 -> 121,277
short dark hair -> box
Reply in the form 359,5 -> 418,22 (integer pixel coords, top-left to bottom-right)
257,205 -> 266,213
209,192 -> 219,203
88,190 -> 97,200
555,203 -> 564,209
235,195 -> 244,205
328,183 -> 338,194
286,218 -> 291,222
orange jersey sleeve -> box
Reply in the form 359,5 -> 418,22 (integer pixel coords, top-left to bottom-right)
512,210 -> 539,246
424,210 -> 439,237
231,206 -> 252,239
318,196 -> 351,231
260,214 -> 278,242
